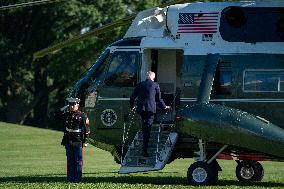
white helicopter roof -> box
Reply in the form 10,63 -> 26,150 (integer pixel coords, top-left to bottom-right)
124,1 -> 284,55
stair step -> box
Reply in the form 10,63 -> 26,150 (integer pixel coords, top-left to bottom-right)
155,112 -> 175,123
152,124 -> 174,128
134,135 -> 169,143
123,156 -> 156,167
119,132 -> 178,174
132,140 -> 165,149
153,120 -> 175,124
127,147 -> 160,157
133,140 -> 167,146
136,131 -> 170,139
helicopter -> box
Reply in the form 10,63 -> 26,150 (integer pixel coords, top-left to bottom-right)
32,0 -> 284,186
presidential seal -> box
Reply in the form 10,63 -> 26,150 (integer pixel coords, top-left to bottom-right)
101,109 -> 118,127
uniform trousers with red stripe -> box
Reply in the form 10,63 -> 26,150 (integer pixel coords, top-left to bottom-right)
66,143 -> 83,183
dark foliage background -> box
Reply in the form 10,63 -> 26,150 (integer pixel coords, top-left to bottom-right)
0,0 -> 172,130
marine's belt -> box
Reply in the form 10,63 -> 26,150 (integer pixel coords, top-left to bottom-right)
66,127 -> 81,132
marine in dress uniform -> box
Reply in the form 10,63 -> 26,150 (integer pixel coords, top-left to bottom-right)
130,71 -> 170,157
60,97 -> 90,183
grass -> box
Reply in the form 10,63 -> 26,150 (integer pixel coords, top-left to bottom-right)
0,122 -> 283,189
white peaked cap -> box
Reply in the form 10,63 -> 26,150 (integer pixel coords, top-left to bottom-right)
66,97 -> 80,104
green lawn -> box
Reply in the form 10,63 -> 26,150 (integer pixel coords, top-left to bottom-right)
0,122 -> 283,189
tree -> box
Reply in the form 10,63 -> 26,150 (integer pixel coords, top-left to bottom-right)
0,0 -> 127,128
0,0 -> 178,128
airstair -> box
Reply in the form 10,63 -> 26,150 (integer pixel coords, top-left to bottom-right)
119,91 -> 179,174
119,113 -> 178,173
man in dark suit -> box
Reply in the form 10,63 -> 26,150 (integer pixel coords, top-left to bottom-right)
130,71 -> 170,157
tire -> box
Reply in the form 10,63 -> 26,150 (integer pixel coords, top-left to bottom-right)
236,160 -> 264,182
210,160 -> 220,184
252,161 -> 264,181
211,159 -> 222,172
187,161 -> 218,185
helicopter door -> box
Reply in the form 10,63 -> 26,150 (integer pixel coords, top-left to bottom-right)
94,49 -> 141,129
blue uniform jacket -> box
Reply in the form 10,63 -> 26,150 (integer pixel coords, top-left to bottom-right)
130,79 -> 166,114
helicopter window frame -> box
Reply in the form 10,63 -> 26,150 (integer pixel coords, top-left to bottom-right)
104,49 -> 141,87
243,69 -> 284,93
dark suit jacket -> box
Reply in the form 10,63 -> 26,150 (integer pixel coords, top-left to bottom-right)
130,79 -> 166,114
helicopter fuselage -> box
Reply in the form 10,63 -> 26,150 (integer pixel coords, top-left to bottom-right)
69,1 -> 284,162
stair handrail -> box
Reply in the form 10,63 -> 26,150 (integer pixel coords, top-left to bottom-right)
121,106 -> 137,165
155,90 -> 180,163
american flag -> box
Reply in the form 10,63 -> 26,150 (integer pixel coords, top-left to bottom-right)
177,12 -> 219,34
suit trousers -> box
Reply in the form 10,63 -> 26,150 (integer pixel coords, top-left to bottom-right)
66,143 -> 83,183
140,111 -> 155,153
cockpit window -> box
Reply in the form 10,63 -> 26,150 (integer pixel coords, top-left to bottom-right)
105,51 -> 140,87
68,49 -> 110,104
90,53 -> 109,86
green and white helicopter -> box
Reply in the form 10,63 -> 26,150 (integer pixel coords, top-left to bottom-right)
32,0 -> 284,185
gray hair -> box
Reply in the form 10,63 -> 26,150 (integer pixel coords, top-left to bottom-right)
146,71 -> 155,79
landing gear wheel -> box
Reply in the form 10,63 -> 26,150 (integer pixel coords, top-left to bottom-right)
210,160 -> 221,184
187,161 -> 218,185
236,160 -> 264,182
253,161 -> 264,181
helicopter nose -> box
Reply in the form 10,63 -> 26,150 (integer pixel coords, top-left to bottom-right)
177,103 -> 284,158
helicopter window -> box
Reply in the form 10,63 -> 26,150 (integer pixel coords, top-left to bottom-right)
220,71 -> 232,87
277,17 -> 284,40
90,54 -> 109,86
244,70 -> 284,92
220,7 -> 284,42
223,7 -> 246,28
67,49 -> 110,106
213,63 -> 232,95
104,51 -> 139,87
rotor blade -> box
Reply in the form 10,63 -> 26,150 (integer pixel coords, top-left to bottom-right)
33,0 -> 202,59
0,0 -> 66,11
160,0 -> 194,7
161,0 -> 226,7
33,15 -> 135,59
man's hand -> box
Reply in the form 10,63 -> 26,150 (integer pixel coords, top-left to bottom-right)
165,105 -> 171,110
86,117 -> 90,125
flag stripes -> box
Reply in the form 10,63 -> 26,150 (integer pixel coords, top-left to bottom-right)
177,12 -> 219,34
